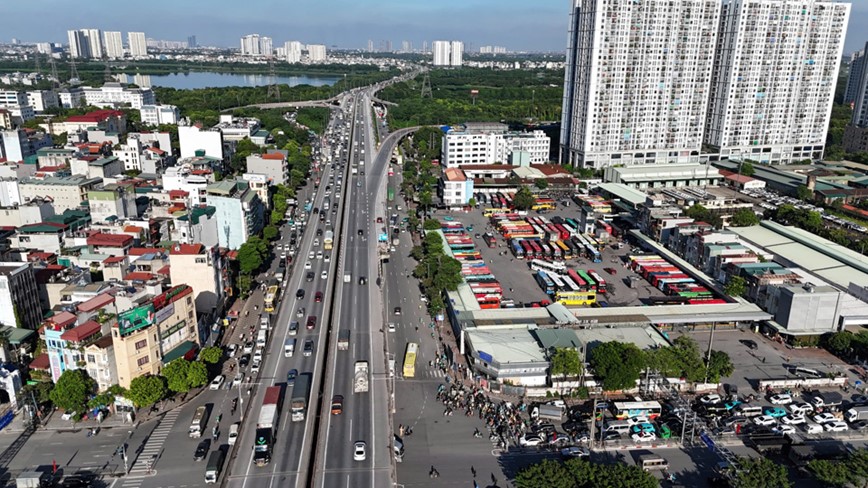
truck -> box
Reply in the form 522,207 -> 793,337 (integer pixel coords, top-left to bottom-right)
204,449 -> 226,484
189,405 -> 209,438
254,386 -> 283,466
846,406 -> 868,422
284,338 -> 296,358
291,374 -> 312,422
259,314 -> 270,330
344,273 -> 352,283
16,471 -> 52,488
354,361 -> 369,393
324,230 -> 334,251
338,330 -> 350,351
535,404 -> 564,421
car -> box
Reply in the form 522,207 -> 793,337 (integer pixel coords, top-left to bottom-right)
303,339 -> 314,356
359,276 -> 367,285
209,375 -> 225,390
627,416 -> 650,426
388,322 -> 396,332
753,415 -> 777,426
699,394 -> 721,404
239,354 -> 250,367
231,373 -> 243,388
304,261 -> 312,270
227,343 -> 238,358
306,271 -> 314,282
770,393 -> 793,405
561,447 -> 590,459
242,341 -> 255,354
825,420 -> 849,432
724,399 -> 742,411
773,425 -> 797,435
324,253 -> 331,262
289,321 -> 299,335
316,228 -> 323,237
296,289 -> 305,299
315,291 -> 323,303
631,423 -> 656,434
61,411 -> 77,421
803,422 -> 823,434
601,431 -> 622,441
781,414 -> 806,425
296,307 -> 305,318
331,395 -> 344,415
307,316 -> 317,330
813,413 -> 838,425
850,419 -> 868,431
740,339 -> 759,350
394,307 -> 402,315
604,267 -> 617,275
519,434 -> 545,447
316,251 -> 323,260
631,431 -> 656,442
763,406 -> 788,418
353,441 -> 366,461
287,369 -> 297,385
308,251 -> 315,260
321,270 -> 328,280
194,439 -> 211,461
790,403 -> 814,415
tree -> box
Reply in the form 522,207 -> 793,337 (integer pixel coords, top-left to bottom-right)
49,369 -> 95,415
796,184 -> 813,202
515,458 -> 657,488
422,218 -> 442,231
589,341 -> 644,391
730,208 -> 760,227
236,274 -> 253,298
686,204 -> 710,221
127,375 -> 167,407
705,350 -> 735,383
163,359 -> 193,393
739,162 -> 756,177
534,179 -> 549,190
824,331 -> 853,357
263,225 -> 279,241
808,449 -> 868,487
731,456 -> 792,488
513,187 -> 535,210
468,197 -> 477,207
514,459 -> 574,488
199,346 -> 223,365
725,276 -> 747,298
550,348 -> 582,379
187,361 -> 209,389
19,382 -> 53,406
237,239 -> 264,275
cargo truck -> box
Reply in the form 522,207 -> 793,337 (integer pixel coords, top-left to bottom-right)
338,330 -> 350,351
291,374 -> 311,422
189,405 -> 209,438
354,361 -> 369,393
204,449 -> 225,484
254,386 -> 283,466
324,230 -> 334,251
284,338 -> 296,358
846,406 -> 868,422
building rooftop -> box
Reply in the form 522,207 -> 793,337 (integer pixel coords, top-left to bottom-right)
18,222 -> 67,234
532,328 -> 582,350
465,326 -> 547,364
19,175 -> 102,186
609,163 -> 722,182
170,243 -> 204,255
66,110 -> 125,123
60,320 -> 102,342
444,168 -> 466,182
596,182 -> 648,207
77,293 -> 115,313
87,233 -> 133,247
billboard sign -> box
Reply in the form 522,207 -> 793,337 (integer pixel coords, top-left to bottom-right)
118,304 -> 155,335
154,302 -> 175,325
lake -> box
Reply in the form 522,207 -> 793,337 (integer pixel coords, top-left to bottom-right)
125,72 -> 341,90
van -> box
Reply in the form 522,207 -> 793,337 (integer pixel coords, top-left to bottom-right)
791,367 -> 823,378
228,422 -> 240,446
259,314 -> 269,330
284,338 -> 296,358
605,422 -> 632,434
736,405 -> 764,418
638,455 -> 669,472
256,329 -> 267,347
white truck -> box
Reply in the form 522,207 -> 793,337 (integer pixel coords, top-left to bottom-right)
846,406 -> 868,422
353,361 -> 369,393
189,405 -> 208,438
284,338 -> 296,358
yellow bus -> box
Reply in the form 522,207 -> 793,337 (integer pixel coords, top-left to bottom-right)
483,208 -> 510,217
264,285 -> 280,313
555,290 -> 596,306
402,342 -> 419,378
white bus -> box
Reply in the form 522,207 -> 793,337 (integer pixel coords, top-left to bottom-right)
528,259 -> 566,275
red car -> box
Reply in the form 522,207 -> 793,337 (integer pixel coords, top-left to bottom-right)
315,291 -> 323,303
604,267 -> 617,275
306,316 -> 317,330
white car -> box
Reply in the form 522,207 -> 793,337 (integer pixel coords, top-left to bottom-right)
316,251 -> 323,260
753,415 -> 777,426
209,375 -> 225,390
627,416 -> 649,426
353,441 -> 366,461
242,342 -> 254,354
812,413 -> 837,425
232,374 -> 243,388
769,394 -> 793,405
781,414 -> 806,425
61,411 -> 77,421
803,422 -> 823,434
699,394 -> 721,405
773,425 -> 796,435
227,343 -> 238,358
304,261 -> 312,269
824,420 -> 849,432
790,403 -> 814,416
519,434 -> 545,447
388,322 -> 396,332
631,432 -> 656,443
321,270 -> 328,280
250,361 -> 261,374
308,251 -> 315,260
324,253 -> 330,262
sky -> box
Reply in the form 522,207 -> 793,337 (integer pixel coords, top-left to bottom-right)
3,0 -> 867,54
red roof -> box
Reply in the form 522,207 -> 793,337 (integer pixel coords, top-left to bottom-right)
87,233 -> 134,247
129,247 -> 162,256
170,243 -> 204,255
46,311 -> 77,330
29,353 -> 50,370
77,293 -> 115,313
66,110 -> 125,123
103,255 -> 126,264
168,189 -> 189,198
147,146 -> 166,155
123,225 -> 142,233
191,169 -> 212,175
28,251 -> 55,262
531,164 -> 571,177
725,173 -> 757,184
157,265 -> 171,275
60,320 -> 102,342
124,271 -> 155,281
261,153 -> 285,160
444,168 -> 466,182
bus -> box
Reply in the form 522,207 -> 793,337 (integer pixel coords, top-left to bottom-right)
403,342 -> 419,378
577,270 -> 596,291
323,230 -> 334,251
509,240 -> 525,258
555,241 -> 572,260
483,208 -> 510,217
555,290 -> 596,306
560,275 -> 581,292
529,259 -> 566,274
548,273 -> 566,293
588,271 -> 607,294
529,240 -> 543,259
613,401 -> 663,420
264,285 -> 280,313
534,271 -> 555,295
567,269 -> 588,290
520,240 -> 534,258
531,200 -> 556,211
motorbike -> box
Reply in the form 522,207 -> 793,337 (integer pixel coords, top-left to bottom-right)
212,427 -> 219,440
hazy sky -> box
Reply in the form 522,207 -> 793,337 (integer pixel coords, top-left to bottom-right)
4,0 -> 867,54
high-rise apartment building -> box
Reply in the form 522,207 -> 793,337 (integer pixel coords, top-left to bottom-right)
367,39 -> 374,52
844,41 -> 868,153
187,35 -> 197,48
83,29 -> 103,58
285,41 -> 303,63
705,0 -> 850,164
433,40 -> 452,66
128,32 -> 148,57
845,48 -> 866,105
450,41 -> 464,67
241,34 -> 261,55
260,37 -> 273,56
560,0 -> 721,169
307,44 -> 327,62
401,40 -> 412,52
67,30 -> 90,58
103,31 -> 124,59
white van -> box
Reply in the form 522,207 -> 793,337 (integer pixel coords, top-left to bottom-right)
605,422 -> 632,434
736,405 -> 763,418
228,422 -> 240,446
256,329 -> 267,347
638,455 -> 669,472
284,338 -> 296,358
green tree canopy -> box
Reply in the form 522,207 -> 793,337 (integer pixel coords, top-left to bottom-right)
514,458 -> 657,488
50,369 -> 96,415
706,349 -> 735,383
731,456 -> 792,488
187,361 -> 209,389
823,331 -> 853,357
534,179 -> 549,190
514,459 -> 574,488
730,208 -> 760,227
163,359 -> 193,393
739,162 -> 756,177
589,341 -> 644,391
423,218 -> 442,231
263,225 -> 279,241
199,346 -> 224,365
19,381 -> 53,406
808,449 -> 868,487
237,236 -> 268,275
127,375 -> 167,407
513,187 -> 535,210
796,184 -> 813,201
725,276 -> 747,297
550,348 -> 582,379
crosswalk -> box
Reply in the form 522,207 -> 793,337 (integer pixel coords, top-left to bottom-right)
121,409 -> 182,485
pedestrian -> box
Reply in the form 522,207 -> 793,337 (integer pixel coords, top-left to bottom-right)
471,466 -> 476,477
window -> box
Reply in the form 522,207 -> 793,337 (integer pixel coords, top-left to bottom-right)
135,339 -> 147,350
137,356 -> 150,367
195,257 -> 207,264
87,354 -> 96,363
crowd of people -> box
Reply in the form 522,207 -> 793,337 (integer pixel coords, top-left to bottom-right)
436,383 -> 532,449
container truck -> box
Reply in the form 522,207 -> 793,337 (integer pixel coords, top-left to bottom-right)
204,449 -> 225,484
189,405 -> 209,438
291,374 -> 311,422
338,330 -> 350,351
324,230 -> 334,251
254,386 -> 283,466
846,406 -> 868,422
354,361 -> 369,393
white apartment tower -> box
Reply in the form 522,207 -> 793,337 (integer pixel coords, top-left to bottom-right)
84,29 -> 103,58
128,32 -> 148,57
845,47 -> 866,105
67,30 -> 91,58
307,45 -> 327,62
704,0 -> 850,164
432,41 -> 452,66
241,34 -> 261,55
285,41 -> 303,63
103,31 -> 124,59
260,37 -> 273,56
560,0 -> 721,169
450,41 -> 464,67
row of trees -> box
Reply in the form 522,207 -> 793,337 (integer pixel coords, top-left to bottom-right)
589,336 -> 733,391
44,346 -> 224,418
399,127 -> 442,211
410,230 -> 464,315
807,448 -> 868,487
766,204 -> 868,256
684,204 -> 760,229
